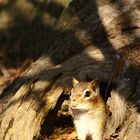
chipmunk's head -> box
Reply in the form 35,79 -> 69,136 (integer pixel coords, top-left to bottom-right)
69,77 -> 101,112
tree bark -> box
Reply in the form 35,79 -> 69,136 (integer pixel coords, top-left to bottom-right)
0,0 -> 140,140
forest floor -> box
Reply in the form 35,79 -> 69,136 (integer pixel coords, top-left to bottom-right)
46,125 -> 76,140
0,40 -> 34,94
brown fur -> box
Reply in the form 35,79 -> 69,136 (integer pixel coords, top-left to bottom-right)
69,78 -> 107,140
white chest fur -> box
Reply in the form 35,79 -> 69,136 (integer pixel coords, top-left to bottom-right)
73,112 -> 104,140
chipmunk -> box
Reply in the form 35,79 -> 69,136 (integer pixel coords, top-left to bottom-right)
69,78 -> 107,140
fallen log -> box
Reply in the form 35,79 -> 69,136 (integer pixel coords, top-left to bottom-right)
0,0 -> 140,140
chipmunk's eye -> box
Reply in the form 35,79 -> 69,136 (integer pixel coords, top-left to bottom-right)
84,91 -> 91,97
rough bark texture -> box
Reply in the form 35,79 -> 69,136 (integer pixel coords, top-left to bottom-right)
0,0 -> 140,140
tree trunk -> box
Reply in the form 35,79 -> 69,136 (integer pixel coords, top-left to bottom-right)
0,0 -> 140,140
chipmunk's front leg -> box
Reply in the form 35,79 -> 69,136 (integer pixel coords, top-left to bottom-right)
74,121 -> 89,140
91,134 -> 103,140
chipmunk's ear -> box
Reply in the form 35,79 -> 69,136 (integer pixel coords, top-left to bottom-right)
90,80 -> 99,92
72,77 -> 79,86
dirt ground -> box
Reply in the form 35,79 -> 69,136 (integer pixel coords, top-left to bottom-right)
39,109 -> 77,140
